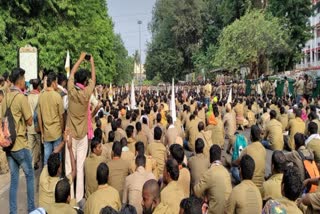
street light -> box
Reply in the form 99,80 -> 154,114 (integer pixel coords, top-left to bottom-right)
138,20 -> 142,85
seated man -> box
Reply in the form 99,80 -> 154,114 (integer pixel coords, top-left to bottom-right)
262,110 -> 284,150
46,178 -> 77,214
84,163 -> 121,214
179,196 -> 203,214
39,131 -> 76,210
306,122 -> 320,169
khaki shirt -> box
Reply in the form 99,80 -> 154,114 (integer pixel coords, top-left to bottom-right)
27,92 -> 39,134
307,138 -> 320,163
223,112 -> 237,138
136,131 -> 148,151
39,166 -> 72,209
122,166 -> 156,214
161,181 -> 185,214
262,173 -> 283,200
102,142 -> 113,162
225,180 -> 262,214
265,119 -> 284,150
127,137 -> 136,154
177,167 -> 191,198
38,90 -> 64,141
278,113 -> 288,132
240,142 -> 266,191
121,148 -> 135,165
206,118 -> 224,148
46,203 -> 77,214
147,141 -> 167,176
188,153 -> 210,187
108,158 -> 131,200
1,91 -> 32,151
67,76 -> 94,140
288,117 -> 306,150
276,197 -> 303,214
153,202 -> 170,214
131,155 -> 159,179
194,164 -> 232,214
84,153 -> 106,199
197,130 -> 212,158
84,184 -> 121,214
115,128 -> 126,142
186,119 -> 200,151
165,126 -> 179,147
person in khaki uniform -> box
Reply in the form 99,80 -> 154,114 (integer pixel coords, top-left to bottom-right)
102,131 -> 114,162
142,179 -> 169,214
114,119 -> 127,142
188,138 -> 210,188
46,178 -> 77,214
306,122 -> 320,168
120,137 -> 135,164
262,151 -> 286,201
277,106 -> 288,132
263,110 -> 284,150
170,144 -> 191,198
288,108 -> 305,150
125,125 -> 136,154
123,155 -> 156,214
84,138 -> 106,199
186,114 -> 200,151
148,127 -> 167,177
225,155 -> 262,214
223,103 -> 237,146
161,159 -> 185,214
194,145 -> 232,214
108,141 -> 131,200
38,72 -> 64,165
234,125 -> 266,192
196,122 -> 212,158
206,110 -> 224,148
84,163 -> 121,214
234,99 -> 245,129
136,122 -> 148,150
165,115 -> 179,148
246,104 -> 256,128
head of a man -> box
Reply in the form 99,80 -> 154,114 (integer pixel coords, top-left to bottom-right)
112,141 -> 122,158
154,127 -> 162,141
135,141 -> 145,156
294,133 -> 305,150
135,154 -> 146,169
240,155 -> 255,180
142,179 -> 161,214
48,153 -> 61,177
47,72 -> 58,90
209,145 -> 221,164
281,165 -> 302,201
75,68 -> 88,85
308,122 -> 318,136
55,178 -> 71,204
198,122 -> 205,132
250,125 -> 261,143
179,196 -> 203,214
269,110 -> 277,120
126,125 -> 134,138
169,144 -> 184,166
96,163 -> 109,186
10,68 -> 25,90
272,150 -> 287,174
163,159 -> 179,185
91,137 -> 102,156
195,138 -> 204,154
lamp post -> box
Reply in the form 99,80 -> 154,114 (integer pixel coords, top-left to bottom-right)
138,20 -> 142,85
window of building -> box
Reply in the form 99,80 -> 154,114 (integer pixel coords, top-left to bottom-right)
318,50 -> 320,61
317,28 -> 320,37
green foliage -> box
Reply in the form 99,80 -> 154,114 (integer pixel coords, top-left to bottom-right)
0,0 -> 132,84
213,10 -> 289,77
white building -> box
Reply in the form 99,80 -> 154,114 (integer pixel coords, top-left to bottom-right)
133,62 -> 146,83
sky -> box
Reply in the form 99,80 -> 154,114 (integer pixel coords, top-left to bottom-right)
107,0 -> 156,63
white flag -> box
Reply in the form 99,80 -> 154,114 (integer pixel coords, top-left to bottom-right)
65,50 -> 70,78
171,78 -> 177,122
227,88 -> 232,104
130,80 -> 136,109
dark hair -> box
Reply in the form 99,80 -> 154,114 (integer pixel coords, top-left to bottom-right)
165,159 -> 179,181
270,110 -> 277,119
308,122 -> 318,135
272,151 -> 287,173
108,131 -> 115,142
116,118 -> 122,128
107,115 -> 113,123
75,68 -> 88,84
156,113 -> 161,123
240,155 -> 255,180
47,72 -> 57,87
294,133 -> 305,149
195,138 -> 204,154
167,115 -> 173,125
91,137 -> 101,153
100,206 -> 118,214
209,145 -> 221,163
180,196 -> 203,214
282,166 -> 302,201
94,128 -> 103,142
126,125 -> 134,138
280,106 -> 285,114
57,72 -> 67,85
142,117 -> 148,125
198,122 -> 205,132
30,79 -> 40,90
250,125 -> 261,142
295,108 -> 302,118
112,141 -> 122,157
136,122 -> 142,132
111,121 -> 117,132
10,68 -> 25,84
135,141 -> 145,156
135,155 -> 146,168
120,204 -> 137,214
154,127 -> 162,141
169,144 -> 184,165
55,178 -> 70,203
120,137 -> 128,147
48,153 -> 61,177
96,163 -> 109,185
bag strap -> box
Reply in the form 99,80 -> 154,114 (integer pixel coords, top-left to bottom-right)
6,91 -> 20,110
297,150 -> 306,161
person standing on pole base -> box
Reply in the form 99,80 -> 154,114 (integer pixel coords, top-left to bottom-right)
65,52 -> 96,204
2,68 -> 35,214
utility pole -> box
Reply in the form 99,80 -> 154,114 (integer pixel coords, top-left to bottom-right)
138,20 -> 142,85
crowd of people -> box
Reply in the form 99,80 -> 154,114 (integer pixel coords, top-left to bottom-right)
2,52 -> 320,214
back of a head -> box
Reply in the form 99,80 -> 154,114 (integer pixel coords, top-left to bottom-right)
120,137 -> 128,147
111,121 -> 117,132
280,106 -> 285,114
272,150 -> 287,173
250,125 -> 261,142
167,115 -> 173,125
10,68 -> 25,85
142,117 -> 148,125
120,204 -> 137,214
57,72 -> 67,86
31,78 -> 40,90
156,113 -> 161,123
55,178 -> 70,203
154,126 -> 162,141
94,128 -> 103,142
180,196 -> 203,214
116,118 -> 122,128
126,125 -> 134,138
308,111 -> 317,121
135,141 -> 145,156
47,72 -> 57,87
308,121 -> 318,135
136,122 -> 142,132
294,133 -> 305,149
209,144 -> 221,163
135,154 -> 146,168
75,68 -> 88,85
112,141 -> 122,157
165,159 -> 180,181
269,110 -> 277,119
100,206 -> 119,214
91,137 -> 101,153
198,121 -> 205,132
295,108 -> 302,118
107,115 -> 113,123
169,144 -> 184,165
48,153 -> 61,177
195,138 -> 204,154
263,107 -> 267,113
96,163 -> 109,185
282,165 -> 302,201
143,179 -> 160,199
240,155 -> 255,180
108,131 -> 115,142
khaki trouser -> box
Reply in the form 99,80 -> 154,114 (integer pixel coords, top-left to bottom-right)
27,133 -> 41,167
65,135 -> 88,203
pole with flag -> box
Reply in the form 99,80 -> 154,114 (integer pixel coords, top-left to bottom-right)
109,83 -> 113,103
227,88 -> 232,104
65,50 -> 70,78
130,80 -> 136,110
171,78 -> 177,122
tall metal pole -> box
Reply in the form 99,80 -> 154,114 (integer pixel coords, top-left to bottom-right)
138,20 -> 142,85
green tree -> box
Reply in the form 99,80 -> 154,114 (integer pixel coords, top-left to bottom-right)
213,10 -> 289,77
